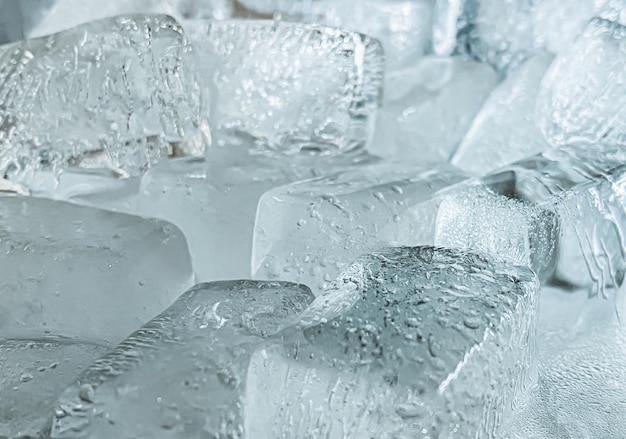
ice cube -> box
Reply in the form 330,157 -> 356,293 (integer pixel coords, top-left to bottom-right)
252,161 -> 469,294
246,246 -> 539,438
0,195 -> 194,343
0,338 -> 108,437
49,280 -> 314,438
0,15 -> 206,191
499,325 -> 626,439
185,19 -> 384,154
433,0 -> 539,72
537,18 -> 626,147
484,143 -> 626,303
369,56 -> 497,161
451,51 -> 554,175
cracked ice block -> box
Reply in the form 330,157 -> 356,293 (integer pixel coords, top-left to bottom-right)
0,195 -> 194,343
0,195 -> 193,437
252,162 -> 469,294
246,246 -> 539,438
369,56 -> 497,161
50,280 -> 314,438
186,19 -> 384,154
0,15 -> 206,191
537,18 -> 626,146
451,51 -> 554,175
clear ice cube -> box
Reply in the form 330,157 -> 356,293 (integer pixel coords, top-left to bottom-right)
369,56 -> 497,161
252,162 -> 469,294
537,18 -> 626,147
0,15 -> 206,190
185,19 -> 384,154
246,246 -> 539,438
0,195 -> 194,343
451,51 -> 554,175
49,280 -> 314,438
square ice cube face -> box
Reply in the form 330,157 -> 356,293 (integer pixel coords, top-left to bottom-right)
246,247 -> 539,438
0,195 -> 194,344
49,280 -> 314,438
252,162 -> 469,294
0,14 -> 206,186
185,19 -> 384,154
537,18 -> 626,147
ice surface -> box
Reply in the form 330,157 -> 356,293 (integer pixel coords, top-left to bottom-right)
537,18 -> 626,147
0,195 -> 194,343
235,0 -> 433,70
0,338 -> 107,437
246,246 -> 539,438
499,324 -> 626,439
451,51 -> 554,175
186,19 -> 384,153
134,146 -> 377,281
435,185 -> 558,281
369,56 -> 497,161
0,15 -> 206,191
252,162 -> 469,294
484,143 -> 626,306
49,280 -> 315,438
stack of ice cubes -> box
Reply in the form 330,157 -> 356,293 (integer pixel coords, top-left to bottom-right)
1,0 -> 626,437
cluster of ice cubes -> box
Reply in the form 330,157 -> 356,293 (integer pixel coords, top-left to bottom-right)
1,0 -> 626,437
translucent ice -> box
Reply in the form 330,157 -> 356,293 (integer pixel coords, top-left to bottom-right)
186,19 -> 384,153
451,51 -> 554,175
246,246 -> 539,438
252,162 -> 469,294
0,15 -> 206,190
0,195 -> 194,343
50,280 -> 314,438
537,18 -> 626,147
369,56 -> 497,161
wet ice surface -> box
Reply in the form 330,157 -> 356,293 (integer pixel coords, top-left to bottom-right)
246,246 -> 539,438
49,280 -> 314,438
252,162 -> 469,294
0,14 -> 206,191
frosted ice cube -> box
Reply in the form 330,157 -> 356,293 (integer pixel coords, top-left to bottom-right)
0,195 -> 194,343
537,18 -> 626,147
435,185 -> 558,281
186,19 -> 384,154
0,338 -> 107,437
134,146 -> 377,281
252,161 -> 469,294
49,280 -> 314,438
451,51 -> 554,175
247,246 -> 539,438
369,56 -> 497,161
0,15 -> 206,190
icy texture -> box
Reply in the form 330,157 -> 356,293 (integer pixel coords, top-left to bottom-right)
451,51 -> 553,175
50,280 -> 315,438
537,18 -> 626,147
435,186 -> 558,281
0,338 -> 107,437
0,15 -> 206,189
369,56 -> 497,161
252,162 -> 469,294
484,143 -> 626,302
246,246 -> 539,438
135,146 -> 376,281
235,0 -> 433,69
499,325 -> 626,439
187,19 -> 384,154
0,195 -> 194,343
